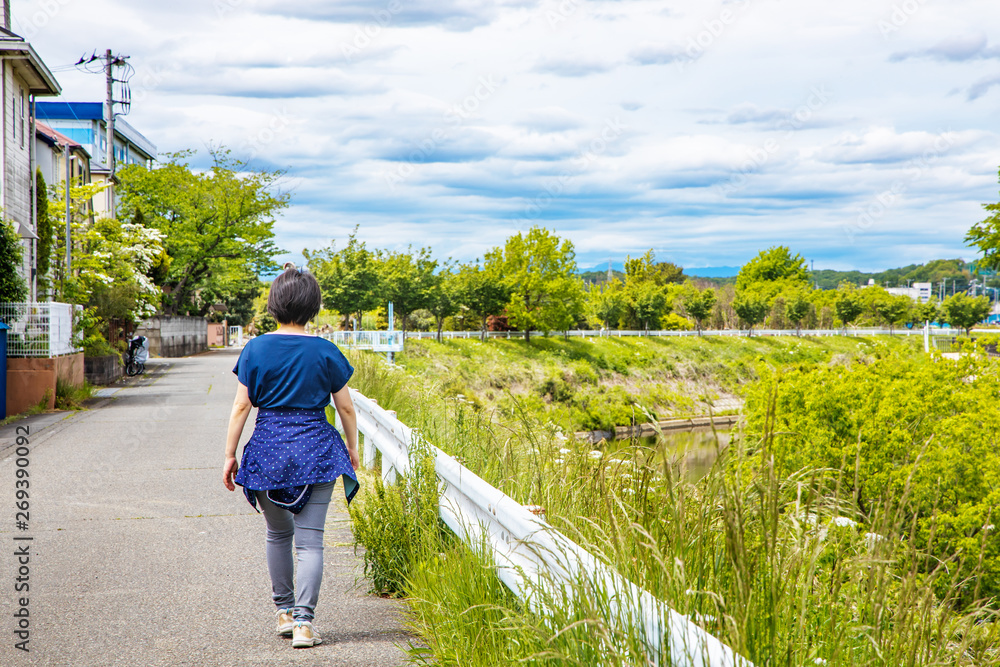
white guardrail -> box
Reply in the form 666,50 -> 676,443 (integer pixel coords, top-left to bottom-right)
339,388 -> 753,667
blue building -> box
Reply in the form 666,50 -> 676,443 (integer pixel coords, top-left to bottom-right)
35,101 -> 156,217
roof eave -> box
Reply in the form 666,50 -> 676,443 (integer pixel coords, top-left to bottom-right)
0,41 -> 61,96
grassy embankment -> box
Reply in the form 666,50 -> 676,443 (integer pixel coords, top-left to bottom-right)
393,334 -> 923,433
344,337 -> 999,666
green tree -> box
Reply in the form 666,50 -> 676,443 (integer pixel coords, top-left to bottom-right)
591,280 -> 627,330
834,283 -> 864,331
915,298 -> 940,324
940,293 -> 990,335
621,251 -> 675,330
682,286 -> 716,336
427,266 -> 460,342
117,149 -> 287,315
196,271 -> 261,326
377,246 -> 437,336
784,290 -> 811,337
306,228 -> 382,328
735,246 -> 809,300
0,219 -> 28,303
872,293 -> 912,335
492,227 -> 585,342
35,169 -> 54,296
966,167 -> 1000,271
732,291 -> 769,336
454,260 -> 510,342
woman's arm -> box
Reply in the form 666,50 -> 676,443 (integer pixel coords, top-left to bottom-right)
223,381 -> 253,491
332,385 -> 360,470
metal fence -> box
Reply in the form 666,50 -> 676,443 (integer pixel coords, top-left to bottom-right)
319,330 -> 404,352
0,302 -> 83,357
405,327 -> 948,340
341,388 -> 751,667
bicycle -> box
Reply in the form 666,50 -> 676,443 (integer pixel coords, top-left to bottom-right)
124,335 -> 148,377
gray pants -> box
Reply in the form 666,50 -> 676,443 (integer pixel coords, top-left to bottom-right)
255,481 -> 335,622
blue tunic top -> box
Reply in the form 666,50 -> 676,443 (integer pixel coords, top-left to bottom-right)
234,334 -> 354,409
232,334 -> 358,511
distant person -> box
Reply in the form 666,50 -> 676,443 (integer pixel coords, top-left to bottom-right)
223,265 -> 360,649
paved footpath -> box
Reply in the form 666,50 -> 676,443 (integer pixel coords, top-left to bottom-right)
0,349 -> 411,666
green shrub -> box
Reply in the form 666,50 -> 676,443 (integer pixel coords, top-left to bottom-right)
348,432 -> 439,597
742,343 -> 1000,607
54,378 -> 93,411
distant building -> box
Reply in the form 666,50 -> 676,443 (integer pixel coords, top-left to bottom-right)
35,101 -> 156,217
0,15 -> 62,301
886,283 -> 932,304
36,121 -> 91,190
35,121 -> 93,223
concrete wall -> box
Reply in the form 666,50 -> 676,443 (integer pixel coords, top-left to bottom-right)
84,354 -> 121,386
6,352 -> 84,415
136,316 -> 207,358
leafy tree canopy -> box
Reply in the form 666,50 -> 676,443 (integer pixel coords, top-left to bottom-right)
305,227 -> 381,325
490,227 -> 585,342
940,293 -> 990,335
116,149 -> 287,316
967,167 -> 1000,272
454,260 -> 511,340
736,246 -> 809,298
376,246 -> 438,334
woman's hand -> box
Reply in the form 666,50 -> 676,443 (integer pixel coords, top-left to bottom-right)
348,446 -> 360,470
223,456 -> 239,491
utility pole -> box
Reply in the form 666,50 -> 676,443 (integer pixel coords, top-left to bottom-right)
65,147 -> 72,272
105,49 -> 115,178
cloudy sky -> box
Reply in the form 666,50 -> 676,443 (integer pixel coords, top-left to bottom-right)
15,0 -> 1000,272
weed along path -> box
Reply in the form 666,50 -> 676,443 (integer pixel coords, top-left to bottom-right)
0,349 -> 409,667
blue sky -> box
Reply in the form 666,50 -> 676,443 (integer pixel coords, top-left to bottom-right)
18,0 -> 1000,272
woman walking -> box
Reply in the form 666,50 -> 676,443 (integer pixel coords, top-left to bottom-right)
223,265 -> 360,649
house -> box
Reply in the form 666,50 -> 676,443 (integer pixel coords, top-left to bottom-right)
0,4 -> 61,302
35,101 -> 156,218
35,121 -> 92,201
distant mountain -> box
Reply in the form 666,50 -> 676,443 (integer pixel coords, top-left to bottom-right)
686,266 -> 741,278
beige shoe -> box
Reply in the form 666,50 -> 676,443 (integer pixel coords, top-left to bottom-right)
276,608 -> 294,637
292,620 -> 322,648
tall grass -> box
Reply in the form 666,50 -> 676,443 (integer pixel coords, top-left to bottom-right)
345,350 -> 1000,665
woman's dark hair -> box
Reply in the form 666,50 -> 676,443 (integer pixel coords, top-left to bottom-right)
267,266 -> 322,326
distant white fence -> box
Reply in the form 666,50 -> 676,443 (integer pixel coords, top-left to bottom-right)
341,388 -> 752,667
0,302 -> 82,357
320,330 -> 404,352
407,327 -> 951,340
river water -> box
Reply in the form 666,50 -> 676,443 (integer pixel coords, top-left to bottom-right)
608,427 -> 732,480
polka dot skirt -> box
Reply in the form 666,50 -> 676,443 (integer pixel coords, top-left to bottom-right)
235,407 -> 358,510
